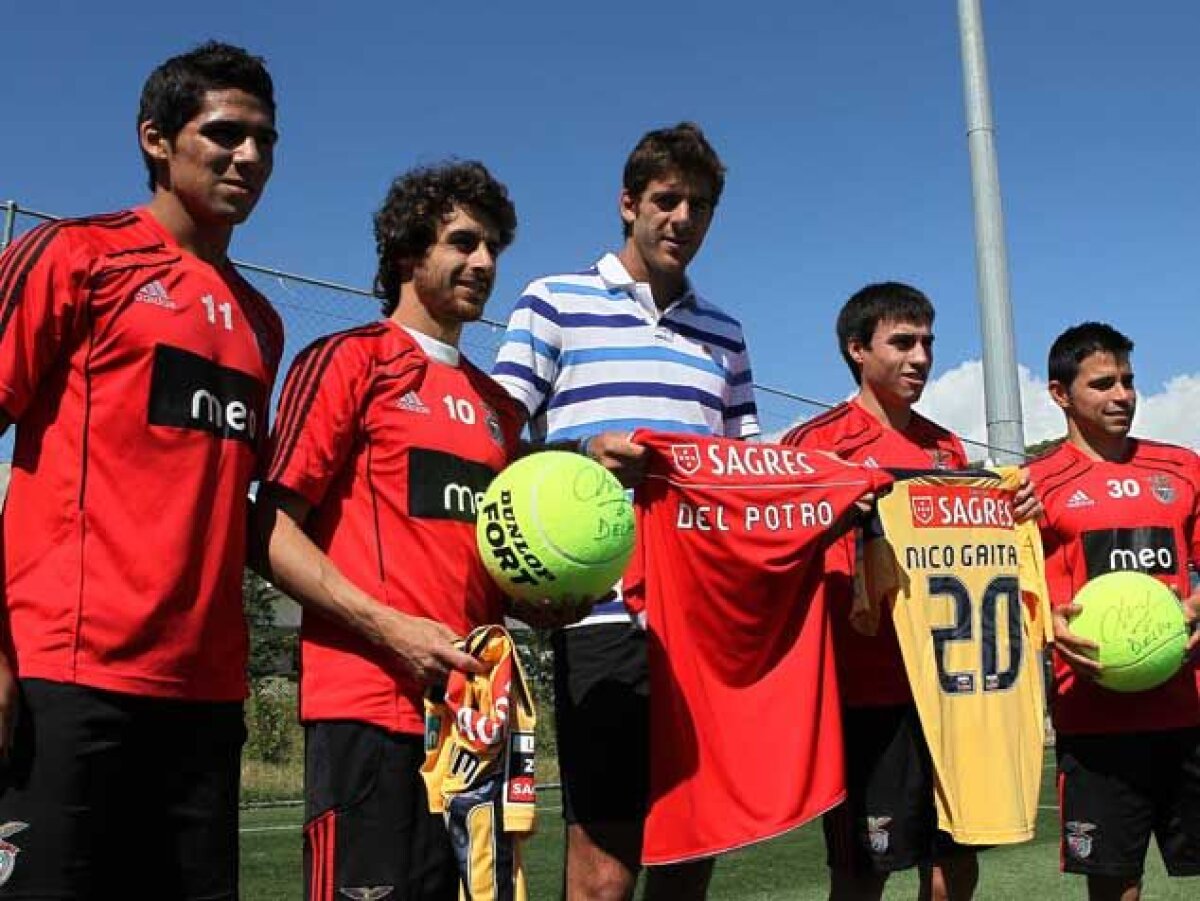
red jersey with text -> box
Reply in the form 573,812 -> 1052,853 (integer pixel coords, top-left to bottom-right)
862,471 -> 1051,843
1030,439 -> 1200,735
782,400 -> 968,706
266,323 -> 522,734
625,430 -> 893,864
0,210 -> 282,701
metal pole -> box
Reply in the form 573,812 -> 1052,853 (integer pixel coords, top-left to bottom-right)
957,0 -> 1026,464
1,201 -> 15,254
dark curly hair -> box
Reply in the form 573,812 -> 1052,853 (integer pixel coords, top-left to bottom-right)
621,122 -> 726,237
373,161 -> 517,315
138,41 -> 275,192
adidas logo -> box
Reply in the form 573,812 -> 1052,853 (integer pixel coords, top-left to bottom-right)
395,391 -> 429,414
133,279 -> 177,310
1066,489 -> 1094,509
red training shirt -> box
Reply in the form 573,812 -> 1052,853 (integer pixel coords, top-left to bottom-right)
0,209 -> 283,700
625,430 -> 893,864
265,322 -> 522,735
1030,438 -> 1200,735
781,399 -> 968,707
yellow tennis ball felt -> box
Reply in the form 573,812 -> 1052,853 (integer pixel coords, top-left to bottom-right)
1070,570 -> 1188,693
476,451 -> 635,603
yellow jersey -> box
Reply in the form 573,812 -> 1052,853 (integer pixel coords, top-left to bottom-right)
861,469 -> 1052,844
421,625 -> 536,901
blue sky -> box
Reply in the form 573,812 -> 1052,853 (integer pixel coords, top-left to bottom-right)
4,1 -> 1198,448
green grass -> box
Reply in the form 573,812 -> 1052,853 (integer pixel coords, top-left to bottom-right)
241,762 -> 1198,899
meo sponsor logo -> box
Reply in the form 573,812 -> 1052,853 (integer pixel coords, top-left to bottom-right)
407,449 -> 497,523
147,345 -> 264,443
1082,527 -> 1178,578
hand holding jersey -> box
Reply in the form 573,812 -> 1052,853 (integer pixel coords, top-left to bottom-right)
1011,469 -> 1043,523
1182,590 -> 1200,661
582,430 -> 648,488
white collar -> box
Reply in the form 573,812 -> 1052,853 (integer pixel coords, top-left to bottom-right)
402,326 -> 460,367
596,253 -> 697,315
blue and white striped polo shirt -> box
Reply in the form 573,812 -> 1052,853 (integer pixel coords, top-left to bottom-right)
492,252 -> 759,625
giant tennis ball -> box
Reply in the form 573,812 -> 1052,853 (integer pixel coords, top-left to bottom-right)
476,451 -> 635,603
1070,571 -> 1189,693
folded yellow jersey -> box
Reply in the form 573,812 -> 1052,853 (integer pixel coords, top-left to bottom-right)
422,624 -> 536,900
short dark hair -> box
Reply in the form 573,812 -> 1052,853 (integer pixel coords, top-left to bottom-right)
836,282 -> 935,383
138,41 -> 275,192
373,161 -> 517,316
1048,321 -> 1134,387
621,122 -> 725,237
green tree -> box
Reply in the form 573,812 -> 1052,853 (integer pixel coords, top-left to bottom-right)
512,626 -> 558,761
243,569 -> 298,683
1025,436 -> 1064,458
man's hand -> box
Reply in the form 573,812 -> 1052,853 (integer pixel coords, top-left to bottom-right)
1012,468 -> 1043,524
1052,603 -> 1102,680
584,432 -> 647,488
508,595 -> 595,630
0,654 -> 18,761
1181,588 -> 1200,660
372,608 -> 487,685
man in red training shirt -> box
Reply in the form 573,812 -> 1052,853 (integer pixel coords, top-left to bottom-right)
783,282 -> 1037,901
253,161 -> 533,901
1031,322 -> 1200,901
0,42 -> 282,899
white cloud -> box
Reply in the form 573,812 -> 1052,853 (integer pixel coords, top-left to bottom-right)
916,360 -> 1200,454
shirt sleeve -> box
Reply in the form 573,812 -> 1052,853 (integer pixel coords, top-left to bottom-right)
949,434 -> 971,469
854,509 -> 898,636
490,280 -> 561,422
723,331 -> 760,439
1187,451 -> 1200,571
0,223 -> 87,421
264,336 -> 373,507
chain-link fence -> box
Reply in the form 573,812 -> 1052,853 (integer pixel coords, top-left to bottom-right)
0,200 -> 835,465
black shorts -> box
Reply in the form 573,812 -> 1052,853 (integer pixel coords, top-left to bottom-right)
1057,727 -> 1200,878
824,704 -> 976,874
552,622 -> 649,824
0,677 -> 244,900
304,721 -> 457,901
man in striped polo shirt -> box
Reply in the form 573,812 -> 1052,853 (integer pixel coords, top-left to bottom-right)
493,122 -> 759,900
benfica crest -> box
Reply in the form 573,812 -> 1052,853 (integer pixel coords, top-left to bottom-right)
910,494 -> 935,526
670,443 -> 702,475
483,404 -> 504,446
1065,821 -> 1096,860
0,822 -> 28,887
340,887 -> 395,900
866,816 -> 892,854
1150,474 -> 1176,505
929,449 -> 953,470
